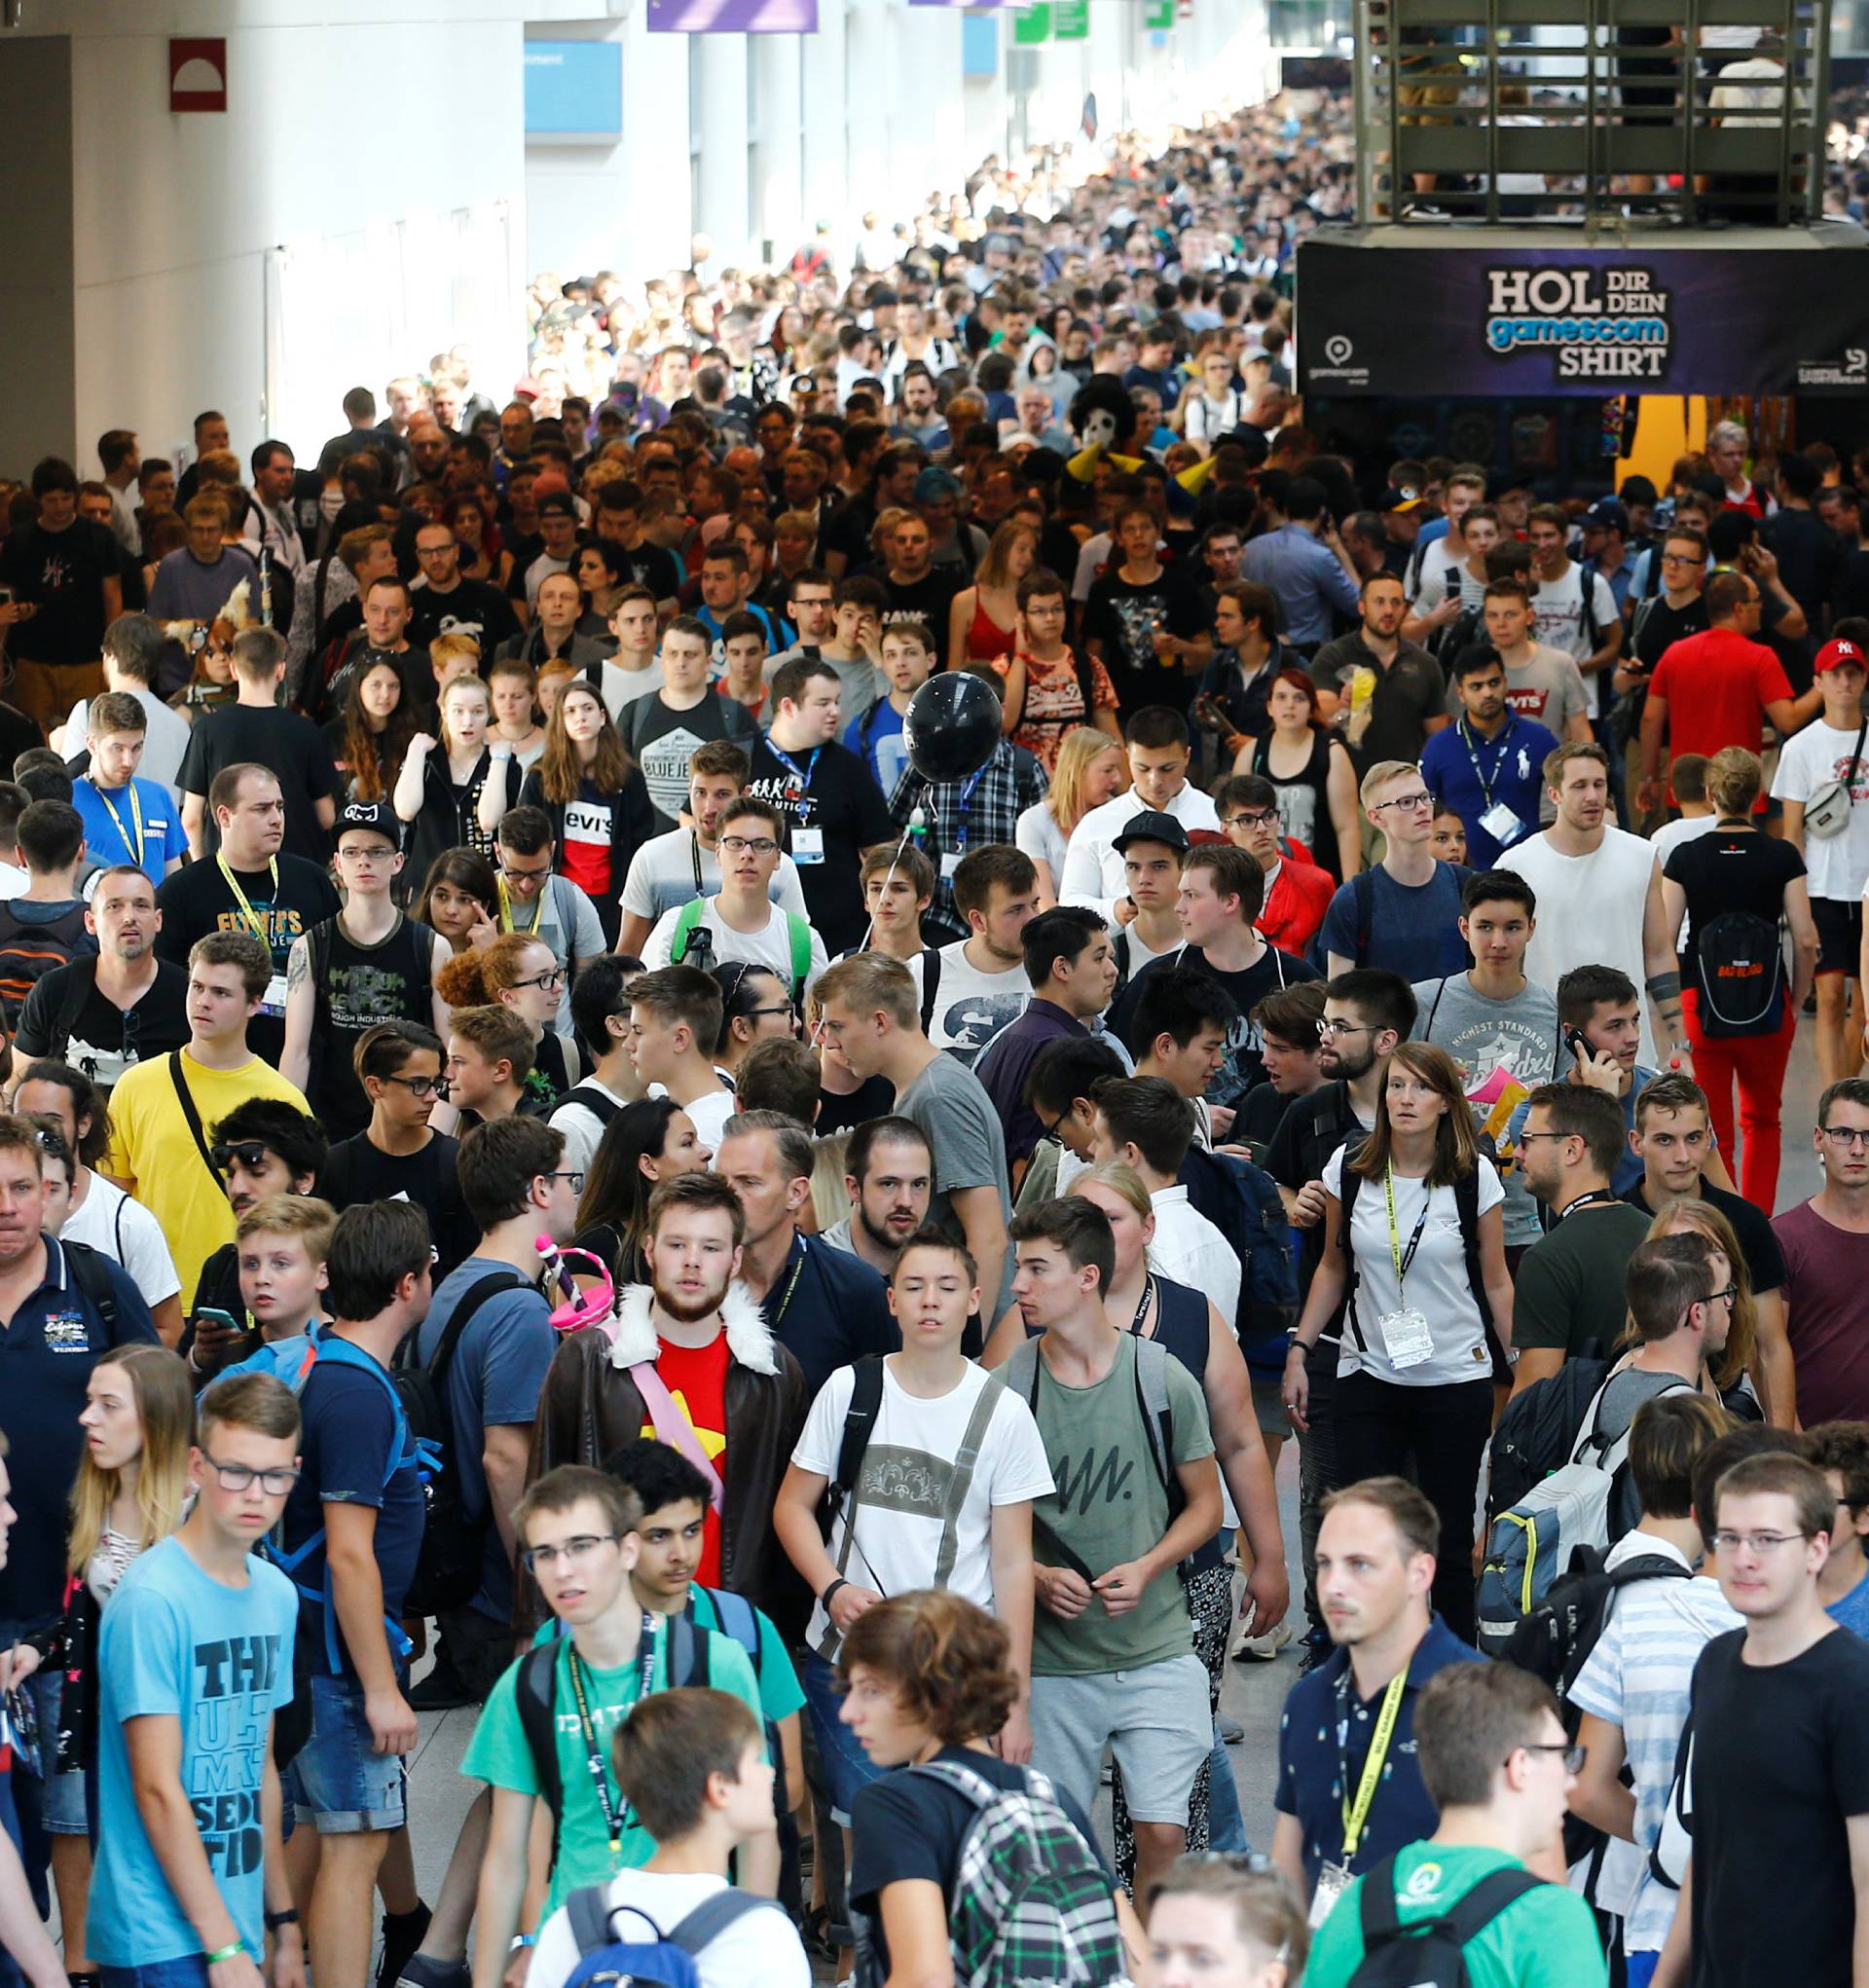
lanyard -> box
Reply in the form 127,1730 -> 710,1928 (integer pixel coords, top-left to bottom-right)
498,875 -> 544,936
96,783 -> 146,873
1556,1189 -> 1622,1223
1383,1165 -> 1431,1296
1338,1667 -> 1410,1861
690,830 -> 706,897
566,1613 -> 659,1859
1128,1274 -> 1156,1341
952,768 -> 988,854
1457,717 -> 1515,812
765,742 -> 822,817
767,1238 -> 808,1332
217,857 -> 278,949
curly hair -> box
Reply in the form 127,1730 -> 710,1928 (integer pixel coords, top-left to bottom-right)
435,931 -> 551,1011
834,1590 -> 1018,1745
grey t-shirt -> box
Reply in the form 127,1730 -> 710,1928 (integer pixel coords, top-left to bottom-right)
1411,973 -> 1563,1248
897,1049 -> 1013,1308
764,646 -> 880,724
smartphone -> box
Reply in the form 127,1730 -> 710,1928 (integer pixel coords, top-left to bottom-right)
1563,1025 -> 1592,1061
194,1306 -> 244,1339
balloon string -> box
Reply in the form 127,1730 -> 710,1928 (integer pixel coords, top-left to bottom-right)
808,780 -> 932,1049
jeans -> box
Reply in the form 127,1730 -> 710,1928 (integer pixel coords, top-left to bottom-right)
1683,989 -> 1797,1212
1298,1355 -> 1339,1641
1333,1369 -> 1495,1642
1204,1729 -> 1250,1853
99,1960 -> 213,1988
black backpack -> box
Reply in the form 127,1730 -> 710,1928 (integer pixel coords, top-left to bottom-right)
557,1085 -> 623,1130
815,1354 -> 887,1540
1690,908 -> 1786,1039
1347,1857 -> 1546,1987
0,904 -> 92,1028
1485,1357 -> 1616,1521
391,1270 -> 529,1616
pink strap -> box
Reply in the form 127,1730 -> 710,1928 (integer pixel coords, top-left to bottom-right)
630,1362 -> 725,1513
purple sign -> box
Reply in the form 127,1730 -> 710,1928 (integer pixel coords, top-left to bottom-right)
1298,236 -> 1869,397
646,0 -> 818,29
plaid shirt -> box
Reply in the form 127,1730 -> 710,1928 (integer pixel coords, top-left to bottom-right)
889,738 -> 1048,938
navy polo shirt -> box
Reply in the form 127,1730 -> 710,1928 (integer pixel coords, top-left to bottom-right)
1274,1614 -> 1480,1888
1419,714 -> 1560,869
0,1236 -> 158,1635
757,1233 -> 898,1398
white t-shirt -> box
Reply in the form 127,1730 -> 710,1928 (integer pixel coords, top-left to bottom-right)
1530,564 -> 1619,716
927,940 -> 1031,1069
549,1078 -> 631,1177
620,829 -> 808,929
641,896 -> 828,992
1649,813 -> 1724,947
596,656 -> 664,726
530,1874 -> 808,1988
1324,1151 -> 1504,1384
1771,717 -> 1869,901
792,1357 -> 1054,1656
61,1172 -> 182,1306
1015,800 -> 1068,891
680,1086 -> 738,1158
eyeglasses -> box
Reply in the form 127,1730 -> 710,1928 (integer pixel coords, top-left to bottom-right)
1515,1129 -> 1576,1145
547,1170 -> 587,1195
511,970 -> 567,992
1518,1742 -> 1587,1774
1317,1018 -> 1374,1039
212,1142 -> 275,1175
1223,808 -> 1279,830
1820,1125 -> 1869,1147
1373,791 -> 1434,813
498,862 -> 553,883
200,1451 -> 301,1496
719,834 -> 780,856
382,1074 -> 441,1100
521,1532 -> 619,1572
746,1003 -> 794,1020
1712,1529 -> 1809,1555
1660,552 -> 1700,566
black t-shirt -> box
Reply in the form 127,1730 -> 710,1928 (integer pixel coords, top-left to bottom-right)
502,532 -> 546,601
849,1748 -> 1111,1979
1623,1178 -> 1786,1293
622,691 -> 758,832
1834,549 -> 1869,625
1688,1626 -> 1869,1988
1632,591 -> 1710,672
609,541 -> 681,601
1264,1078 -> 1372,1351
1111,940 -> 1320,1106
1082,568 -> 1205,713
881,570 -> 960,634
1239,1076 -> 1302,1157
307,913 -> 439,1138
319,1130 -> 475,1274
13,957 -> 192,1089
743,736 -> 893,955
177,705 -> 342,866
1763,506 -> 1841,624
1665,826 -> 1805,971
407,577 -> 521,655
0,520 -> 120,664
816,1074 -> 895,1137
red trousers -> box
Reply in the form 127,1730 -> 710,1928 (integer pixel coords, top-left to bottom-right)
1683,987 -> 1797,1213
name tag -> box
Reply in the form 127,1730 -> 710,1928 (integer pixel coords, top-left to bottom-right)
261,972 -> 289,1017
940,851 -> 961,879
793,828 -> 825,865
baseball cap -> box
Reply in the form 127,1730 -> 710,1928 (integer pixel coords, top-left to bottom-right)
536,490 -> 577,519
1817,637 -> 1867,674
1581,497 -> 1630,534
338,801 -> 399,846
1113,810 -> 1191,856
1377,485 -> 1424,513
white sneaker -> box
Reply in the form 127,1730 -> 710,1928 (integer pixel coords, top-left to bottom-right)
1231,1620 -> 1295,1664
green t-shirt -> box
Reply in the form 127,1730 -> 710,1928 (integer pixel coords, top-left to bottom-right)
1512,1203 -> 1653,1357
1304,1843 -> 1609,1988
686,1588 -> 807,1724
1026,1331 -> 1215,1677
462,1616 -> 763,1910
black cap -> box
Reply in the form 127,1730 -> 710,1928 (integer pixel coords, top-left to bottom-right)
536,490 -> 576,518
1377,485 -> 1425,513
338,800 -> 399,845
1112,809 -> 1191,856
1581,497 -> 1630,534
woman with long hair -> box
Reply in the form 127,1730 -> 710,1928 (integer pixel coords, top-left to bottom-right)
1014,724 -> 1126,906
395,671 -> 524,886
946,521 -> 1040,673
446,490 -> 508,590
415,847 -> 499,957
518,679 -> 655,945
168,617 -> 239,722
572,538 -> 631,635
571,1095 -> 712,1285
1232,667 -> 1361,881
331,655 -> 418,802
436,931 -> 575,1106
1644,1196 -> 1766,1421
995,569 -> 1122,778
29,1344 -> 194,1978
1284,1041 -> 1514,1640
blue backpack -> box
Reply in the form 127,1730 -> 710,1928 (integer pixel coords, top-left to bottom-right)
1179,1144 -> 1299,1370
561,1886 -> 786,1988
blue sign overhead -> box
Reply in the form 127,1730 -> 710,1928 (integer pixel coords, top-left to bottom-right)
525,41 -> 622,137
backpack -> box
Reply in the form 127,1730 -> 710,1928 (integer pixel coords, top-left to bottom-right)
1338,865 -> 1473,971
0,903 -> 92,1027
815,1353 -> 887,1541
898,1758 -> 1134,1988
1180,1144 -> 1298,1365
1345,1855 -> 1544,1988
1485,1357 -> 1618,1520
671,898 -> 813,1000
390,1270 -> 530,1617
558,1085 -> 623,1130
1475,1369 -> 1698,1657
561,1884 -> 786,1988
1689,908 -> 1785,1039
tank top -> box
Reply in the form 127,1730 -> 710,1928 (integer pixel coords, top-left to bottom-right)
311,913 -> 437,1137
967,595 -> 1017,663
1250,728 -> 1341,880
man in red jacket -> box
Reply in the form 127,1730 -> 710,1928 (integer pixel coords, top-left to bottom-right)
1217,773 -> 1335,954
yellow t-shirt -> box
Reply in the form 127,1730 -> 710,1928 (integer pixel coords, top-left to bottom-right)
104,1049 -> 309,1309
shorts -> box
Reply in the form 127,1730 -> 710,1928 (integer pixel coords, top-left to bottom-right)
801,1651 -> 886,1828
99,1961 -> 212,1988
1029,1652 -> 1210,1828
436,1602 -> 520,1703
1250,1373 -> 1293,1439
1813,896 -> 1861,977
283,1673 -> 407,1833
25,1669 -> 85,1836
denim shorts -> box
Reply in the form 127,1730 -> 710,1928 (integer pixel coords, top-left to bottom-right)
801,1651 -> 887,1828
100,1959 -> 212,1988
25,1669 -> 86,1836
282,1673 -> 407,1833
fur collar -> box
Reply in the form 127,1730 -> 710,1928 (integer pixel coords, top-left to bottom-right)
605,1279 -> 781,1377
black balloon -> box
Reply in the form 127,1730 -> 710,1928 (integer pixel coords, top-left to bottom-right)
902,671 -> 1003,785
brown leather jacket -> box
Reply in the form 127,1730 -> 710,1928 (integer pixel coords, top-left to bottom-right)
528,1281 -> 810,1638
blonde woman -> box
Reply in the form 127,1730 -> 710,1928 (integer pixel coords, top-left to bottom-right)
1014,725 -> 1126,906
946,520 -> 1039,673
1644,1196 -> 1771,1422
395,670 -> 523,883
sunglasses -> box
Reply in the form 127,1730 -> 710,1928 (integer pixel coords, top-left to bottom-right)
212,1143 -> 275,1174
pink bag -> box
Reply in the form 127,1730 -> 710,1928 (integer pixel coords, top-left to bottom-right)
629,1360 -> 725,1514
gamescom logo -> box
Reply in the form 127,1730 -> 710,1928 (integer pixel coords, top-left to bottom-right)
1483,266 -> 1671,381
1309,331 -> 1369,387
1797,347 -> 1869,389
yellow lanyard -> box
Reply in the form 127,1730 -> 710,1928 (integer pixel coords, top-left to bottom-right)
1340,1668 -> 1410,1861
498,874 -> 544,936
218,856 -> 278,948
96,783 -> 145,872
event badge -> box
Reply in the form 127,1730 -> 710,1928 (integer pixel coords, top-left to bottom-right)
940,851 -> 962,878
1310,1861 -> 1352,1928
792,828 -> 825,865
1478,801 -> 1526,848
1379,1307 -> 1434,1370
262,973 -> 289,1017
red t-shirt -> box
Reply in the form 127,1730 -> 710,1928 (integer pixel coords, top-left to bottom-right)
1647,627 -> 1792,808
560,780 -> 614,901
641,1332 -> 731,1585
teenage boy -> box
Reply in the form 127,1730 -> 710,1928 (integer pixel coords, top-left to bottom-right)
105,932 -> 310,1309
592,584 -> 664,723
275,1200 -> 432,1988
86,1373 -> 305,1988
229,1195 -> 335,1370
1127,970 -> 1235,1152
1808,1421 -> 1869,1638
549,957 -> 638,1177
774,1227 -> 1052,1888
1060,707 -> 1221,919
525,1689 -> 808,1988
0,799 -> 96,1026
621,965 -> 736,1154
1214,775 -> 1335,959
1320,760 -> 1472,981
824,1117 -> 934,1276
1237,979 -> 1329,1156
843,618 -> 932,795
494,808 -> 605,983
1508,963 -> 1657,1200
1473,577 -> 1594,744
928,844 -> 1041,1067
849,840 -> 938,989
1303,1662 -> 1607,1988
1006,1196 -> 1220,1903
1108,807 -> 1189,984
1652,1453 -> 1869,1988
1018,1037 -> 1128,1209
642,797 -> 827,996
1777,1077 -> 1869,1426
771,574 -> 884,722
1420,648 -> 1559,869
747,654 -> 894,956
71,692 -> 187,884
440,1007 -> 539,1131
461,1466 -> 770,1988
623,617 -> 758,833
616,743 -> 809,960
281,802 -> 447,1139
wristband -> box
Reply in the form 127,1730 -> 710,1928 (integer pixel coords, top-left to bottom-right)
265,1910 -> 300,1933
821,1577 -> 849,1610
204,1944 -> 245,1966
511,1934 -> 537,1951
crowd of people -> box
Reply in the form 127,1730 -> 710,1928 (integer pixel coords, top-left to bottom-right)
0,68 -> 1867,1988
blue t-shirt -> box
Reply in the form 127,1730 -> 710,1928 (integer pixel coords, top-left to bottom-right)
416,1257 -> 557,1621
277,1340 -> 424,1675
1829,1567 -> 1869,1639
1506,1063 -> 1657,1199
1419,716 -> 1559,870
89,1537 -> 297,1967
1319,862 -> 1473,982
845,699 -> 907,798
73,775 -> 189,886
